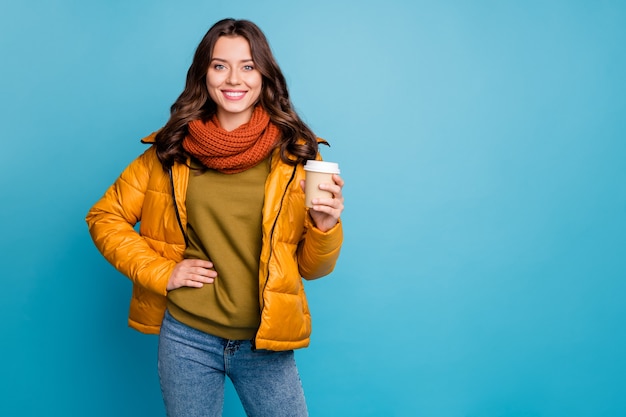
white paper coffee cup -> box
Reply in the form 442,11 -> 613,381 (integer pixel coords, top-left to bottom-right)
303,160 -> 340,208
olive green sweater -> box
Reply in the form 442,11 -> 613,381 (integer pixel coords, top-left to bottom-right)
167,158 -> 270,340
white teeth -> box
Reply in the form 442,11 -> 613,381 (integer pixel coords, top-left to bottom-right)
225,92 -> 244,97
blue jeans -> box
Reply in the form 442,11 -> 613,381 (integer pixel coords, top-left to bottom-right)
158,310 -> 308,417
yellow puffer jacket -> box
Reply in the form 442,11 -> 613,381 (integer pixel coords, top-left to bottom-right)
86,132 -> 343,351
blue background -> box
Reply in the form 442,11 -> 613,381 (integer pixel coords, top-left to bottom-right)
1,0 -> 625,416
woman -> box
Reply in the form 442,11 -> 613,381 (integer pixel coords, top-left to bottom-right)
86,18 -> 344,417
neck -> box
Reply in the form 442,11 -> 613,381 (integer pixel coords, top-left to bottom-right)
216,108 -> 254,131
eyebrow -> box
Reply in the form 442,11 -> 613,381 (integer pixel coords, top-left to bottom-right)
210,57 -> 254,63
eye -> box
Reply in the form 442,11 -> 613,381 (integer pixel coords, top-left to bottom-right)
243,65 -> 254,71
213,64 -> 226,70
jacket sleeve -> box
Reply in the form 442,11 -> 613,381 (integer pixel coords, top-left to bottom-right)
297,215 -> 343,280
85,147 -> 175,296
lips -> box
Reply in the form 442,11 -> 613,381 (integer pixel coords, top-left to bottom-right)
222,90 -> 246,100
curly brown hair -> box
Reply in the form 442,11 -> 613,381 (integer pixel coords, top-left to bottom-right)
154,18 -> 321,170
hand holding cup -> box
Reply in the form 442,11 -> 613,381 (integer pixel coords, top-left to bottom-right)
302,160 -> 344,232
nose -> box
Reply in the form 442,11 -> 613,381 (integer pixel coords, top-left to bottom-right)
227,69 -> 240,85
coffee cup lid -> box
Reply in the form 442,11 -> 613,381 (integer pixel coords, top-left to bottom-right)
303,160 -> 340,174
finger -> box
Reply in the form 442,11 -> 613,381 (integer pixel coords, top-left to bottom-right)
184,279 -> 205,288
310,197 -> 331,208
319,182 -> 343,199
332,174 -> 345,187
184,259 -> 214,269
179,273 -> 215,287
312,195 -> 343,208
190,266 -> 217,277
310,203 -> 339,216
190,274 -> 215,284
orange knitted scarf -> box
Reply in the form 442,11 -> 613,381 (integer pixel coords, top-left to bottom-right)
183,106 -> 280,174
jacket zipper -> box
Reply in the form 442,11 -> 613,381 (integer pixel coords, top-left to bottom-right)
253,164 -> 297,349
168,167 -> 188,245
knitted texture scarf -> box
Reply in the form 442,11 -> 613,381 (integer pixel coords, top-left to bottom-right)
183,106 -> 279,174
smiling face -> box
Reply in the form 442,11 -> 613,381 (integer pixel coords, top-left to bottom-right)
206,35 -> 263,131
